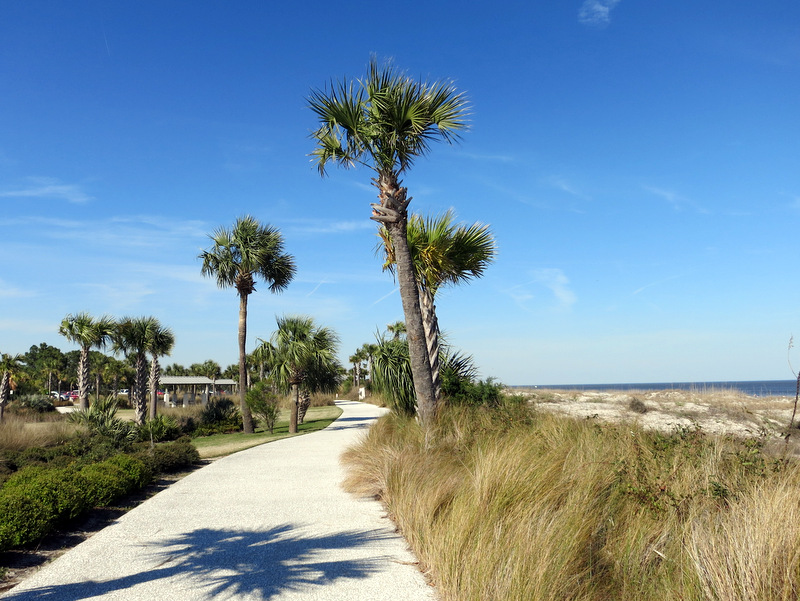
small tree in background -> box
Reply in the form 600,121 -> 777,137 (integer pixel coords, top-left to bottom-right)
245,381 -> 279,433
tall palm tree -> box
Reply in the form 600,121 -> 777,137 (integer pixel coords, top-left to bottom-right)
146,322 -> 175,420
59,312 -> 116,410
0,353 -> 23,422
380,210 -> 497,401
199,216 -> 296,434
114,316 -> 159,425
269,315 -> 340,434
309,58 -> 469,425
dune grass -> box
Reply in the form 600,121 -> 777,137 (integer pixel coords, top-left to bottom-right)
342,402 -> 800,601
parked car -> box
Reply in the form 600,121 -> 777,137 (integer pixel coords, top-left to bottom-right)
50,391 -> 69,401
64,391 -> 79,401
118,389 -> 129,395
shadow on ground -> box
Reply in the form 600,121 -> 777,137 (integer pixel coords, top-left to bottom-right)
3,524 -> 390,600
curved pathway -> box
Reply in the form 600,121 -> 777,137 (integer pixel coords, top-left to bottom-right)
3,401 -> 435,601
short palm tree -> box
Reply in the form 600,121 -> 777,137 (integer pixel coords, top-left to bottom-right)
309,58 -> 469,425
114,316 -> 159,425
200,215 -> 296,434
349,347 -> 367,389
269,315 -> 340,434
59,312 -> 116,410
380,210 -> 497,401
0,353 -> 23,421
146,322 -> 175,420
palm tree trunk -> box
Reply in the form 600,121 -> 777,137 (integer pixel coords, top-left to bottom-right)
298,389 -> 311,424
239,293 -> 255,433
149,357 -> 160,420
373,172 -> 436,425
0,372 -> 8,422
418,286 -> 442,403
78,347 -> 90,411
289,382 -> 300,434
134,353 -> 148,425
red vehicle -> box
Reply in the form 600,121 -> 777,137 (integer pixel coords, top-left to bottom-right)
64,391 -> 79,401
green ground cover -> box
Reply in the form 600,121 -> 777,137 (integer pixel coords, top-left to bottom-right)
192,405 -> 342,458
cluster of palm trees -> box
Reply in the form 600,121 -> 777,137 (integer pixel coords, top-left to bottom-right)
21,59 -> 486,433
59,313 -> 174,424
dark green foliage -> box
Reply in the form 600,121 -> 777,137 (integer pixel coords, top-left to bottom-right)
194,398 -> 242,436
13,395 -> 56,414
79,460 -> 135,507
172,414 -> 197,436
246,382 -> 279,433
132,438 -> 200,474
106,454 -> 152,488
138,415 -> 181,443
68,395 -> 137,444
0,428 -> 199,551
0,466 -> 89,550
371,338 -> 416,415
443,376 -> 504,408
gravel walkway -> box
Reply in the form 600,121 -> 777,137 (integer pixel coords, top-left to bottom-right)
2,401 -> 436,601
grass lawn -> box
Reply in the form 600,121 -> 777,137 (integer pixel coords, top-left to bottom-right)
192,405 -> 343,458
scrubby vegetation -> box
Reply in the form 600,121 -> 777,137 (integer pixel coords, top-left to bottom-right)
342,400 -> 800,601
0,396 -> 201,553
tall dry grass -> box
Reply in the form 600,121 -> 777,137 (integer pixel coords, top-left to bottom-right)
342,404 -> 800,601
0,415 -> 76,453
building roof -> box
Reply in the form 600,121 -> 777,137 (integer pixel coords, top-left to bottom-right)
160,376 -> 237,385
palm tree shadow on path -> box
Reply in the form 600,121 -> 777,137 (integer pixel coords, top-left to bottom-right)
4,524 -> 390,600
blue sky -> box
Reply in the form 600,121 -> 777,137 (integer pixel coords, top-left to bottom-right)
1,1 -> 799,385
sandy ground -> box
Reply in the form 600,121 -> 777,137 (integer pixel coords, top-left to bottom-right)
512,387 -> 800,441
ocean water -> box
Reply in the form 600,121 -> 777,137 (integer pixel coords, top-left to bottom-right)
514,379 -> 799,398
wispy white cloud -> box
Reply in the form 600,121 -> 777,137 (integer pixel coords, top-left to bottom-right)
633,274 -> 682,295
0,278 -> 35,299
533,268 -> 577,308
578,0 -> 622,27
507,268 -> 577,311
370,287 -> 398,306
285,219 -> 376,235
459,151 -> 517,163
0,177 -> 93,204
643,185 -> 710,214
544,175 -> 591,200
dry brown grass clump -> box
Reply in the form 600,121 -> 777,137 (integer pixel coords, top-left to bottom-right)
343,404 -> 800,601
0,415 -> 76,453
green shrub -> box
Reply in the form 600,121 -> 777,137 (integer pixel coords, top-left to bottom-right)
68,396 -> 137,445
133,438 -> 200,475
443,377 -> 504,408
246,382 -> 279,433
15,395 -> 56,414
106,454 -> 152,489
138,415 -> 181,443
0,466 -> 89,551
79,460 -> 135,507
0,489 -> 53,550
195,398 -> 242,435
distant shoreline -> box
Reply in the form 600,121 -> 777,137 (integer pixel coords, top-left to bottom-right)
510,379 -> 798,398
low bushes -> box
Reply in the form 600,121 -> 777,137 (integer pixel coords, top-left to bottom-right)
194,398 -> 243,436
0,438 -> 199,552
